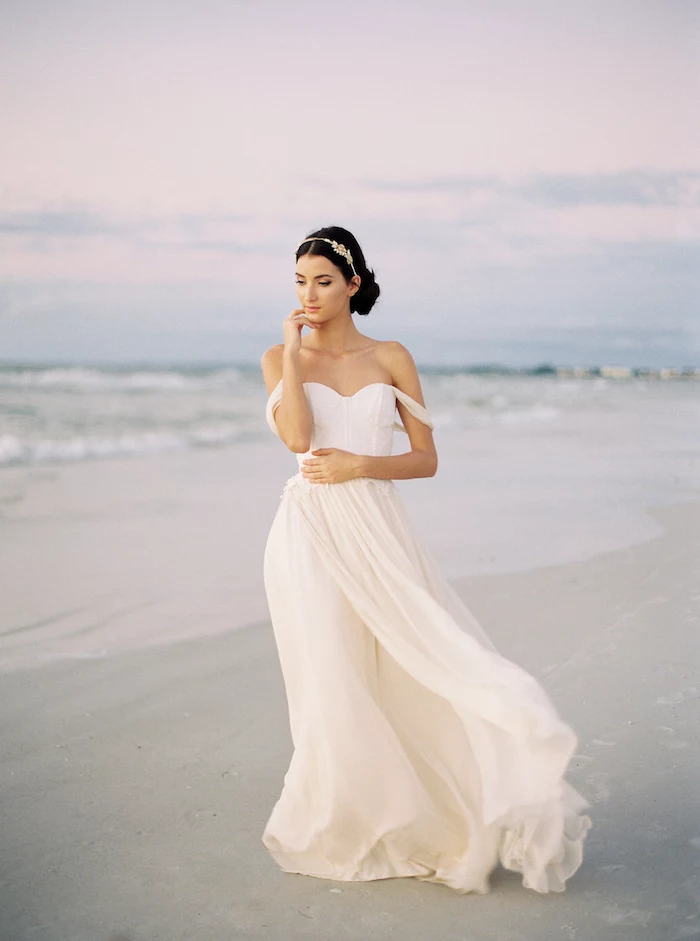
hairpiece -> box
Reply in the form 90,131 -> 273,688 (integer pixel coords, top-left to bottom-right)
295,237 -> 357,276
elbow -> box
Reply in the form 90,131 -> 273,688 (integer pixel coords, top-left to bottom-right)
415,449 -> 438,478
283,435 -> 311,453
276,415 -> 312,453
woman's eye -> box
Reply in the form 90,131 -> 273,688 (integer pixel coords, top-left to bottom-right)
319,282 -> 331,286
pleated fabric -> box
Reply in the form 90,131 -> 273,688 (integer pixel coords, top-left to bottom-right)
261,380 -> 592,893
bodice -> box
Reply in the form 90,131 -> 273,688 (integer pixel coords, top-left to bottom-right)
265,380 -> 433,468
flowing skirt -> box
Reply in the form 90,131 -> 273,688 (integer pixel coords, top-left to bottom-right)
262,474 -> 592,894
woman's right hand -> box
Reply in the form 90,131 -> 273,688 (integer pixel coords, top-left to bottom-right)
283,308 -> 318,353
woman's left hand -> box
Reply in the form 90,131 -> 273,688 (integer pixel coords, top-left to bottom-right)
301,448 -> 362,485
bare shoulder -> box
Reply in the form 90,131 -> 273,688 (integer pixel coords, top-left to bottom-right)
376,340 -> 422,396
260,344 -> 284,393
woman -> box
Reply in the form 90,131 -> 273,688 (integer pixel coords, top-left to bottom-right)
260,225 -> 592,895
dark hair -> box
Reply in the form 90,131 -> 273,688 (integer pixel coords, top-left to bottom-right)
295,225 -> 380,316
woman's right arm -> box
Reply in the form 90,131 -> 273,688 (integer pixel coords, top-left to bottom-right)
260,310 -> 317,453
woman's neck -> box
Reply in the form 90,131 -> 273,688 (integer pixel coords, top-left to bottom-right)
304,312 -> 366,356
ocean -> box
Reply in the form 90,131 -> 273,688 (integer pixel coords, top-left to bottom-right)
2,362 -> 698,468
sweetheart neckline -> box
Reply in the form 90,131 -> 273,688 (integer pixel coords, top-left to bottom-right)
266,378 -> 434,433
302,381 -> 394,399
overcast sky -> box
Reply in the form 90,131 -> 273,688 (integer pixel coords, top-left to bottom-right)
1,0 -> 698,367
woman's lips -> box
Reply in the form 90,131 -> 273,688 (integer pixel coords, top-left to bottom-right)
306,307 -> 320,312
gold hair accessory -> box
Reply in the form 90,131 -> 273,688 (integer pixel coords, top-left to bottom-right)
295,237 -> 357,276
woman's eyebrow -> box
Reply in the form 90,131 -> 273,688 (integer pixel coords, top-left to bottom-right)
295,272 -> 335,279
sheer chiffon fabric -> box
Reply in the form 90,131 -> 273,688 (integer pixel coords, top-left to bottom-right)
262,380 -> 591,894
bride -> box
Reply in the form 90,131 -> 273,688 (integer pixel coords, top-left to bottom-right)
260,225 -> 592,895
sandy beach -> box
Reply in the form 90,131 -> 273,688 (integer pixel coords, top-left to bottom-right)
1,375 -> 699,941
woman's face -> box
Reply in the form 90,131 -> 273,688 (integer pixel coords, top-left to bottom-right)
295,252 -> 359,324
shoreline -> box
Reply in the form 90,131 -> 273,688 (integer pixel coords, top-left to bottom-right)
3,415 -> 697,674
0,489 -> 693,679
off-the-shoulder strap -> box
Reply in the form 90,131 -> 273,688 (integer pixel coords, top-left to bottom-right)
393,387 -> 434,433
265,378 -> 284,437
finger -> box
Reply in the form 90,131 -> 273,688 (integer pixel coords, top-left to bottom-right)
311,448 -> 333,455
294,317 -> 319,331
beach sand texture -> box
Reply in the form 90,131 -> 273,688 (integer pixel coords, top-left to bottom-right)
1,373 -> 699,940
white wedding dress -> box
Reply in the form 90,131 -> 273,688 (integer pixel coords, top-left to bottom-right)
261,379 -> 592,894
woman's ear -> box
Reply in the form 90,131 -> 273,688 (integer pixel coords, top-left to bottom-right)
349,275 -> 361,296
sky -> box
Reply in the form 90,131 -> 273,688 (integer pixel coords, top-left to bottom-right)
0,0 -> 698,368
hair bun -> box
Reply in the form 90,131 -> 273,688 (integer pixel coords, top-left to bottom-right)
352,266 -> 380,316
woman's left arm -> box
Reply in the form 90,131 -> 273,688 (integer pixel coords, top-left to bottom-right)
300,342 -> 438,484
